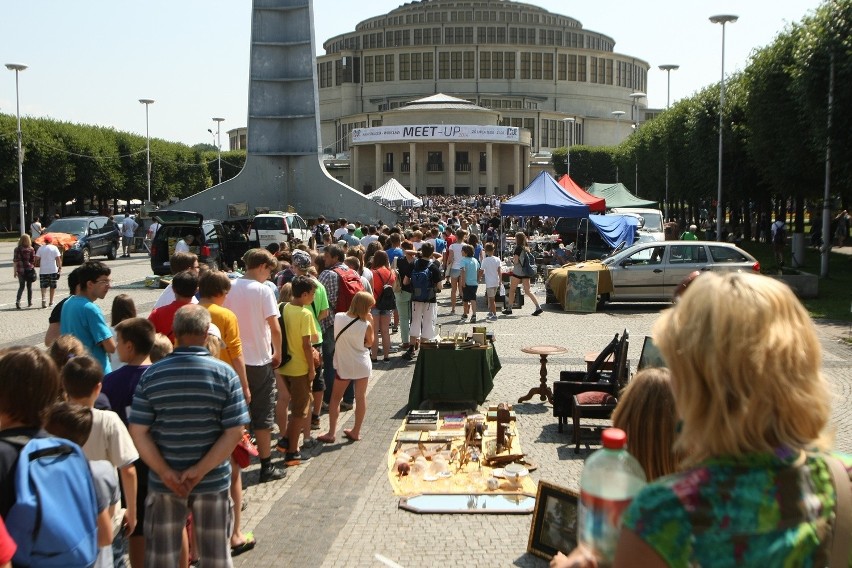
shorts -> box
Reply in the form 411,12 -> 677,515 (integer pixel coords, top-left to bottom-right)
311,352 -> 325,392
449,268 -> 461,278
282,374 -> 312,419
246,364 -> 277,430
39,273 -> 59,289
511,272 -> 533,280
370,308 -> 393,317
462,285 -> 478,302
486,286 -> 498,298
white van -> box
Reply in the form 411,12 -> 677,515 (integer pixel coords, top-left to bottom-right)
251,212 -> 311,248
610,208 -> 665,242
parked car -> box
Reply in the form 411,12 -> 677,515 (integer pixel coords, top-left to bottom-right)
598,240 -> 760,303
610,208 -> 665,242
39,216 -> 120,263
250,212 -> 312,249
149,210 -> 251,275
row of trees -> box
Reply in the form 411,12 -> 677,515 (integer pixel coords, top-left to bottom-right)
553,0 -> 850,234
0,114 -> 247,226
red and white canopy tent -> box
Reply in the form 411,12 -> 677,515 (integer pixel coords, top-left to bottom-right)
557,175 -> 606,213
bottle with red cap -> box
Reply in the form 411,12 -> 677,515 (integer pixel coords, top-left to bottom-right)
577,427 -> 647,566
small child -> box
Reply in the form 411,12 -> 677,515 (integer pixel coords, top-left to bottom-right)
149,333 -> 173,363
459,244 -> 481,323
481,242 -> 502,321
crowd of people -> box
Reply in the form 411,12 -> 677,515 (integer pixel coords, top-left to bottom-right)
1,196 -> 849,567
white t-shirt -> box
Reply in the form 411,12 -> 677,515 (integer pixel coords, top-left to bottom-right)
82,408 -> 139,469
153,284 -> 200,310
146,222 -> 161,239
333,227 -> 349,240
224,276 -> 279,366
36,244 -> 62,274
174,239 -> 190,253
360,234 -> 378,248
332,313 -> 371,380
30,221 -> 43,238
449,242 -> 465,269
481,255 -> 502,287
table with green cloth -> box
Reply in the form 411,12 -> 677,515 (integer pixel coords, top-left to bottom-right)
407,344 -> 501,409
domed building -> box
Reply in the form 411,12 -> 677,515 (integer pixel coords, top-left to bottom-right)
315,0 -> 651,196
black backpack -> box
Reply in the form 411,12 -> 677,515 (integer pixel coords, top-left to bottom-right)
277,302 -> 293,368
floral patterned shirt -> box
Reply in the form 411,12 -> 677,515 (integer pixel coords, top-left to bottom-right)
623,449 -> 852,567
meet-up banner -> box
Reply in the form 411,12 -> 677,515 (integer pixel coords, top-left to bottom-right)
352,125 -> 520,144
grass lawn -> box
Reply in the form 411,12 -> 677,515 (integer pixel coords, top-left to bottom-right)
740,240 -> 852,322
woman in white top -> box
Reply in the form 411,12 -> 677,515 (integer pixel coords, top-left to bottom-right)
445,229 -> 467,315
318,291 -> 374,443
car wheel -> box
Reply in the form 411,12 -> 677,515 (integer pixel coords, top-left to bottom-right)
106,243 -> 118,260
82,247 -> 91,263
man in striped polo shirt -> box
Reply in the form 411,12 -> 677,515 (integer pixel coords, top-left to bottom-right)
129,304 -> 249,566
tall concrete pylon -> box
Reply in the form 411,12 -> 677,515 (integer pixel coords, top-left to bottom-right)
166,0 -> 395,224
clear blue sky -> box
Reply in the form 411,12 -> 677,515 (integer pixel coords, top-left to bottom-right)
1,0 -> 822,146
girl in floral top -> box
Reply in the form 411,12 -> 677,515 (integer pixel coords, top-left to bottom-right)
554,272 -> 851,568
12,234 -> 35,309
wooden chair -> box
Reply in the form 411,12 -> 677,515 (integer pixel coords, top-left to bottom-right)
571,333 -> 630,452
552,332 -> 621,433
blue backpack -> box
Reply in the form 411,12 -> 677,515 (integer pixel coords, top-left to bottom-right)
2,435 -> 98,568
411,261 -> 436,302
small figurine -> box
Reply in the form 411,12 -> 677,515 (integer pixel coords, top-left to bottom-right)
397,462 -> 411,477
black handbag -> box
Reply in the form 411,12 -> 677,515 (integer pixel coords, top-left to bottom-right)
24,268 -> 37,283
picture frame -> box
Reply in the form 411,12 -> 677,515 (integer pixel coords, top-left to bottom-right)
564,270 -> 599,313
527,481 -> 579,560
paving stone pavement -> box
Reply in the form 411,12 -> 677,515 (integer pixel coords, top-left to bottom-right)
0,243 -> 848,567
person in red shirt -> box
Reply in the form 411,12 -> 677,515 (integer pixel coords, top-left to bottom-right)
147,270 -> 198,344
0,515 -> 15,567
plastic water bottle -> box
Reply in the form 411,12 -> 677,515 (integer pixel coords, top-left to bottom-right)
578,428 -> 647,566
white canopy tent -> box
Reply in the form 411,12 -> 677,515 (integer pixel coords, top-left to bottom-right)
366,178 -> 423,208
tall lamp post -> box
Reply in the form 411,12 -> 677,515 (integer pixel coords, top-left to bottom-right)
611,111 -> 625,182
659,64 -> 679,221
710,14 -> 738,241
562,117 -> 575,177
212,117 -> 225,184
139,99 -> 155,204
629,92 -> 646,195
6,63 -> 28,235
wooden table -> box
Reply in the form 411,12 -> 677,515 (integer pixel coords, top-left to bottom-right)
518,345 -> 568,404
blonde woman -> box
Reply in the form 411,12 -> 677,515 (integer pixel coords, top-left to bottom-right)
554,272 -> 851,568
503,232 -> 542,316
318,291 -> 374,443
12,233 -> 35,309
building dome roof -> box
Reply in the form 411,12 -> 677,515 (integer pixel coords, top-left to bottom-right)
397,93 -> 491,112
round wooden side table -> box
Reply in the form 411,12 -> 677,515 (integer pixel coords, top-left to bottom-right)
519,345 -> 568,404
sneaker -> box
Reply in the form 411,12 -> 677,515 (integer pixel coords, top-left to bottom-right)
340,401 -> 354,412
275,438 -> 289,453
321,401 -> 329,412
502,308 -> 513,315
470,314 -> 477,322
259,464 -> 286,482
311,415 -> 320,430
391,325 -> 399,334
460,315 -> 468,323
486,314 -> 496,322
532,308 -> 543,316
403,348 -> 415,360
284,452 -> 310,467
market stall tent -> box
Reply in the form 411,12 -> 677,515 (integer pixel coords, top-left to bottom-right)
500,172 -> 590,218
586,183 -> 658,208
557,175 -> 605,213
366,178 -> 423,208
588,213 -> 639,248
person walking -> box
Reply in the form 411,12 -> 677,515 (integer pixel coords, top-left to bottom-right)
35,234 -> 62,308
318,291 -> 374,443
12,234 -> 36,309
503,232 -> 542,316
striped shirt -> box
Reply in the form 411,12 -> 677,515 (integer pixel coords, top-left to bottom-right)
129,346 -> 249,494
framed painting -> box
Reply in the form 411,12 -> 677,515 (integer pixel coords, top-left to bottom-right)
565,270 -> 599,313
527,481 -> 579,560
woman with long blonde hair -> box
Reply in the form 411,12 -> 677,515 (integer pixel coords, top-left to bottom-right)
503,231 -> 542,317
318,291 -> 374,443
12,233 -> 35,309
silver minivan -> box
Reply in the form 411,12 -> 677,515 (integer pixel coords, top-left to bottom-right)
600,241 -> 760,302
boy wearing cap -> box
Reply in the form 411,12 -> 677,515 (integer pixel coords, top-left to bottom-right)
35,234 -> 62,308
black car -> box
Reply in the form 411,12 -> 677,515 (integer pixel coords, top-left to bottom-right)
43,216 -> 120,263
149,210 -> 250,275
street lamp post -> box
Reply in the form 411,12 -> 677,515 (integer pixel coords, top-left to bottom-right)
611,111 -> 625,182
562,117 -> 575,177
710,14 -> 738,242
659,64 -> 680,221
629,92 -> 646,195
6,63 -> 28,235
212,117 -> 225,184
139,99 -> 155,204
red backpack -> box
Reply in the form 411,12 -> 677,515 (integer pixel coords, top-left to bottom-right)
333,267 -> 364,313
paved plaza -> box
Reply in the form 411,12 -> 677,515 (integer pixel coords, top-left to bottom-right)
0,242 -> 849,567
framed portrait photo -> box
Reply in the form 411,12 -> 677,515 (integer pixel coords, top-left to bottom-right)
527,481 -> 579,560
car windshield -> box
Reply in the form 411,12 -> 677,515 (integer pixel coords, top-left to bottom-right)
47,219 -> 88,235
639,212 -> 663,232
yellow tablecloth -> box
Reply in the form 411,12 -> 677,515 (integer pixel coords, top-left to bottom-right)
386,421 -> 537,497
546,262 -> 613,310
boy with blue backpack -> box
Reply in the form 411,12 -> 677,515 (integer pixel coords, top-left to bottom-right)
404,242 -> 443,360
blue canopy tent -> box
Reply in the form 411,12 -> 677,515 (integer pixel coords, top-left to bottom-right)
588,213 -> 639,249
500,172 -> 590,218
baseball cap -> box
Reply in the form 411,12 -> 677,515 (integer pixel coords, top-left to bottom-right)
292,250 -> 312,271
347,223 -> 356,231
43,235 -> 53,243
